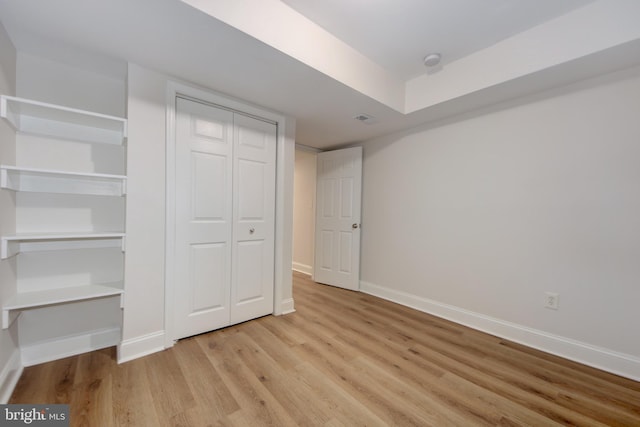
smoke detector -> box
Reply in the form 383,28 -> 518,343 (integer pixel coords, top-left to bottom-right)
423,53 -> 442,67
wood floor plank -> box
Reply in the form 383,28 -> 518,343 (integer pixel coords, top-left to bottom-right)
70,374 -> 114,427
112,358 -> 161,427
502,339 -> 640,392
293,335 -> 442,426
255,313 -> 309,346
224,330 -> 333,426
496,339 -> 640,406
240,319 -> 304,371
438,371 -> 566,427
173,337 -> 240,419
8,271 -> 640,426
194,323 -> 243,367
70,348 -> 117,426
74,348 -> 116,386
143,347 -> 197,423
330,325 -> 505,425
353,355 -> 484,426
213,347 -> 299,427
10,355 -> 77,404
291,361 -> 387,427
408,341 -> 611,426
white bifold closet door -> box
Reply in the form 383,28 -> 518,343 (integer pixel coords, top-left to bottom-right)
174,97 -> 276,340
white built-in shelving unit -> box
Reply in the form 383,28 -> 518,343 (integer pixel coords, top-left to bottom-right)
0,95 -> 127,330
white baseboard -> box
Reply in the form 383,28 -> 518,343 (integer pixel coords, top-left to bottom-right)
279,298 -> 296,315
360,280 -> 640,382
21,327 -> 121,367
117,330 -> 165,364
0,349 -> 23,404
292,262 -> 312,275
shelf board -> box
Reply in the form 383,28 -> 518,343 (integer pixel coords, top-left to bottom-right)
0,95 -> 127,145
1,165 -> 126,196
1,232 -> 126,259
2,283 -> 124,329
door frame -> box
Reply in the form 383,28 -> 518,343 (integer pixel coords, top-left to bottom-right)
164,81 -> 295,347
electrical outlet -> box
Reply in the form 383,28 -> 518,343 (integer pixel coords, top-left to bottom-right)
545,292 -> 559,310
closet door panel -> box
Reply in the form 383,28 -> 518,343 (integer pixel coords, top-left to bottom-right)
190,243 -> 226,312
191,152 -> 227,221
174,98 -> 233,338
235,240 -> 264,302
231,114 -> 276,324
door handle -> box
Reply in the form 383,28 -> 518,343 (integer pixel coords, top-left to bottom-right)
352,223 -> 360,229
249,227 -> 255,234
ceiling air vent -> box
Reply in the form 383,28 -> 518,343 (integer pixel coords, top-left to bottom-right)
353,113 -> 377,124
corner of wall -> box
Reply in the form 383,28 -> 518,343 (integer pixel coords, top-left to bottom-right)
117,330 -> 166,364
0,348 -> 22,404
274,115 -> 296,315
292,262 -> 313,275
0,17 -> 20,404
292,147 -> 317,278
278,298 -> 296,316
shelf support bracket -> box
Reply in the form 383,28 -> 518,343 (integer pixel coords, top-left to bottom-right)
2,309 -> 20,330
0,168 -> 8,189
1,239 -> 19,260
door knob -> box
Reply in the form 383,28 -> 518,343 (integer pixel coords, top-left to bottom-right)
249,227 -> 255,234
352,223 -> 359,229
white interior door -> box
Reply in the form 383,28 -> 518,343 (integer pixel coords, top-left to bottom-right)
314,146 -> 363,290
230,113 -> 276,324
174,97 -> 276,339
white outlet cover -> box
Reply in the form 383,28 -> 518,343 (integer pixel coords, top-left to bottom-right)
545,292 -> 559,310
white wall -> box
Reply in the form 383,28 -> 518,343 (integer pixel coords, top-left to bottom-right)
119,63 -> 167,360
0,20 -> 20,404
16,53 -> 125,117
360,66 -> 640,380
293,148 -> 316,275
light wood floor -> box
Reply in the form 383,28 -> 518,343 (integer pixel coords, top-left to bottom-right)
10,271 -> 640,426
